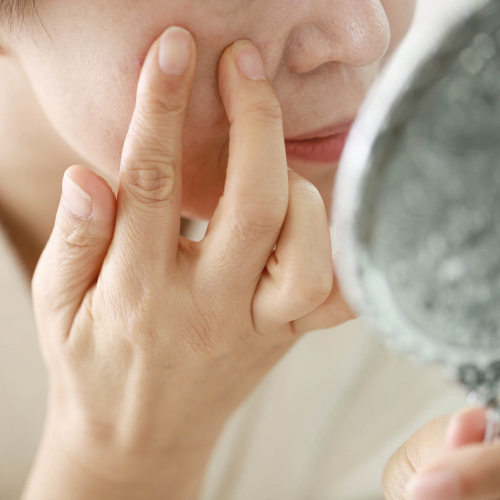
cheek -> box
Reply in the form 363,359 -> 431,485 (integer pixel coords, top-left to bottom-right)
20,43 -> 230,185
17,48 -> 141,174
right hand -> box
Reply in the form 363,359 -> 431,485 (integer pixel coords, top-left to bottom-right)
383,407 -> 500,500
29,26 -> 354,499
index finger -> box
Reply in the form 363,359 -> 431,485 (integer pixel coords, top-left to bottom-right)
109,26 -> 196,272
201,40 -> 289,290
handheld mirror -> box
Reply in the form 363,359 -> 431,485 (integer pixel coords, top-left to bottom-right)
333,0 -> 500,442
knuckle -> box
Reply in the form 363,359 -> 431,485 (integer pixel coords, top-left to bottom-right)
326,294 -> 358,323
125,120 -> 180,165
314,273 -> 335,300
157,98 -> 186,117
138,89 -> 186,118
120,158 -> 176,207
57,219 -> 100,255
292,179 -> 324,206
245,98 -> 283,126
231,200 -> 286,241
293,272 -> 333,306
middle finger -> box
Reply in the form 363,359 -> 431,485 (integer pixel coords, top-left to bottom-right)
108,27 -> 196,275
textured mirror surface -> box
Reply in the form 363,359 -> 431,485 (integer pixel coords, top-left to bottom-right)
336,0 -> 500,399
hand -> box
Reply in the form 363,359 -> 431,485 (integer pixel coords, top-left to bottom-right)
383,406 -> 500,499
27,26 -> 354,500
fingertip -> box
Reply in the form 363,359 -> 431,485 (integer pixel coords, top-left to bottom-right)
217,43 -> 236,105
140,26 -> 196,81
64,165 -> 117,222
445,406 -> 487,450
158,26 -> 192,77
232,39 -> 267,81
217,39 -> 272,122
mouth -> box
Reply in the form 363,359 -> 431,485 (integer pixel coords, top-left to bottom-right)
285,119 -> 354,164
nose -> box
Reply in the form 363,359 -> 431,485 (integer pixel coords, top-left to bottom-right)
284,0 -> 391,73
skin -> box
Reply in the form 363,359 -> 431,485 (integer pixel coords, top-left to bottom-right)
4,1 -> 467,499
0,0 -> 416,277
383,407 -> 500,500
24,29 -> 354,500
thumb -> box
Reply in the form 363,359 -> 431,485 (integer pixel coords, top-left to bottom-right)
32,164 -> 116,338
382,414 -> 452,500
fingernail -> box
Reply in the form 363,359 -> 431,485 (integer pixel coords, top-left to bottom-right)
62,173 -> 92,218
287,166 -> 294,172
159,26 -> 191,76
407,469 -> 460,500
233,40 -> 267,81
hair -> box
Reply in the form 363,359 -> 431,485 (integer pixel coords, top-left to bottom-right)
0,0 -> 51,44
0,0 -> 34,24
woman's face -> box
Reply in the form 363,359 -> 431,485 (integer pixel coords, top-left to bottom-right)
2,0 -> 416,221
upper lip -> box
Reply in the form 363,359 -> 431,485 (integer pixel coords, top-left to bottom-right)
285,119 -> 355,141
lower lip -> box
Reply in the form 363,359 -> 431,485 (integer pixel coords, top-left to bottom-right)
285,132 -> 349,163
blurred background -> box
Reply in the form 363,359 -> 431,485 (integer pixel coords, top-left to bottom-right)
397,0 -> 488,65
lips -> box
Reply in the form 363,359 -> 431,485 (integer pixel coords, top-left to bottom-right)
285,119 -> 354,163
285,119 -> 354,141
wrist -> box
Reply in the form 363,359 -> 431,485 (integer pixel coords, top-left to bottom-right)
22,413 -> 216,500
